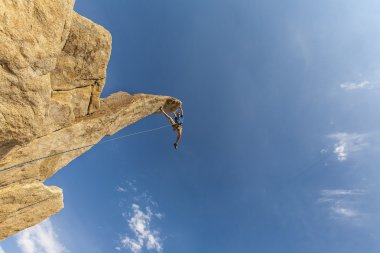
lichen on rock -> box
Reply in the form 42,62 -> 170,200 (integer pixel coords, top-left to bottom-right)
0,0 -> 181,240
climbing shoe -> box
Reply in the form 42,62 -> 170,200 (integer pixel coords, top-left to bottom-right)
173,143 -> 178,150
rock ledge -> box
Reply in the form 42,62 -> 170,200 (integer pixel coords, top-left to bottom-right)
0,0 -> 180,240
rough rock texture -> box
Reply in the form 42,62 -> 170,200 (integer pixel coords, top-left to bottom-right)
0,0 -> 180,240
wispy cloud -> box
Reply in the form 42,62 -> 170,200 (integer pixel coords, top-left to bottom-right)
328,132 -> 369,161
116,180 -> 164,253
320,189 -> 365,197
0,246 -> 5,253
340,81 -> 371,91
117,204 -> 162,253
339,68 -> 380,91
116,180 -> 137,193
116,186 -> 127,192
319,189 -> 366,220
16,219 -> 68,253
330,207 -> 358,218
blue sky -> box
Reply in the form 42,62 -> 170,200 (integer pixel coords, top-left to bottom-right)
2,0 -> 380,252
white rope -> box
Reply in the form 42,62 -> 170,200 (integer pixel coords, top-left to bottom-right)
0,124 -> 171,173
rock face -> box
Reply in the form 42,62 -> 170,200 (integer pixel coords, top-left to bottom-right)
0,0 -> 180,240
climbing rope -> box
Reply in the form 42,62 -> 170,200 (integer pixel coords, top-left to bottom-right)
273,149 -> 335,193
0,124 -> 171,173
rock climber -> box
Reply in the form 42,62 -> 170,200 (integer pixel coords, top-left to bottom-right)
160,106 -> 184,150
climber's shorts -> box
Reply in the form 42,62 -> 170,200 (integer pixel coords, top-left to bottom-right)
172,123 -> 182,132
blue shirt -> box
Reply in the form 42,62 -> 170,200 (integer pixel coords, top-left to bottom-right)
175,116 -> 184,124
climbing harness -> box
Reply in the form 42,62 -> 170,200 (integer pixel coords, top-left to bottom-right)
0,124 -> 171,173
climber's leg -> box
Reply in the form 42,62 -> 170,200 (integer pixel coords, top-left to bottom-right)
173,127 -> 182,150
160,107 -> 176,125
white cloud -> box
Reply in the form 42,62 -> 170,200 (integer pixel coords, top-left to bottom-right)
126,181 -> 138,192
340,81 -> 371,91
320,189 -> 365,197
328,133 -> 368,161
318,189 -> 365,220
0,246 -> 5,253
116,180 -> 164,252
155,213 -> 164,220
116,180 -> 137,193
331,207 -> 358,218
117,204 -> 162,253
116,186 -> 127,192
16,219 -> 68,253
